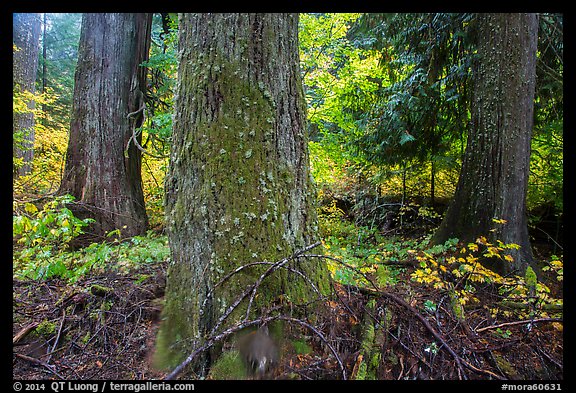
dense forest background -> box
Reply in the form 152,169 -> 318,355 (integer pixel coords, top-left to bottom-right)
13,13 -> 563,381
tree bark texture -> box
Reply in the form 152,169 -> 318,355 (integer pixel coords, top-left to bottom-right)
13,13 -> 41,177
157,13 -> 331,374
60,13 -> 151,239
432,13 -> 538,275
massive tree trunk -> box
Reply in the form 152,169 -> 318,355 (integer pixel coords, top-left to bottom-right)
13,13 -> 41,177
59,13 -> 151,239
432,13 -> 538,275
156,13 -> 331,376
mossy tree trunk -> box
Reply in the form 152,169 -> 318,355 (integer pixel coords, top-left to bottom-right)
13,13 -> 41,177
157,13 -> 331,376
59,13 -> 151,239
432,13 -> 538,275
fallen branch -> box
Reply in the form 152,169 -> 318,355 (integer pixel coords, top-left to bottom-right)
14,353 -> 65,379
308,252 -> 505,380
475,318 -> 563,333
13,322 -> 39,344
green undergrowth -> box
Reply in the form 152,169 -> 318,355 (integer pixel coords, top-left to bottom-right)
13,231 -> 170,282
13,195 -> 169,282
318,201 -> 563,322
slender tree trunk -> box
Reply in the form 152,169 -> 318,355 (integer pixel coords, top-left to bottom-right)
13,13 -> 41,177
432,13 -> 538,275
430,159 -> 435,207
59,13 -> 151,240
156,13 -> 331,376
41,13 -> 47,118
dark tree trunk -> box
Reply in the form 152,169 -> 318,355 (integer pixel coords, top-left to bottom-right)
156,13 -> 331,376
59,13 -> 151,239
432,13 -> 538,275
13,13 -> 41,177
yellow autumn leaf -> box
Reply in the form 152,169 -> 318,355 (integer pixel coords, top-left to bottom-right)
550,260 -> 562,268
24,203 -> 38,214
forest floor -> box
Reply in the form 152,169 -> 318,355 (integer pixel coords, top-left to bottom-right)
13,234 -> 563,381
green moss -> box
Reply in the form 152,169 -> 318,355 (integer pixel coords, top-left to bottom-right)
449,289 -> 466,322
525,266 -> 537,293
81,331 -> 91,345
208,350 -> 247,380
35,320 -> 56,337
90,284 -> 113,297
493,352 -> 521,379
360,323 -> 375,354
159,39 -> 331,376
292,338 -> 312,355
355,358 -> 367,380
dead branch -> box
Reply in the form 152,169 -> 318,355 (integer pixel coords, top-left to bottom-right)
475,318 -> 563,333
306,252 -> 506,380
163,242 -> 351,381
163,314 -> 347,381
208,242 -> 321,334
14,353 -> 65,379
13,322 -> 39,344
47,309 -> 66,363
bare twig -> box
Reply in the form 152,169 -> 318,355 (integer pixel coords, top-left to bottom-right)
164,314 -> 347,381
47,309 -> 66,363
306,252 -> 506,380
163,242 -> 351,381
208,242 -> 321,334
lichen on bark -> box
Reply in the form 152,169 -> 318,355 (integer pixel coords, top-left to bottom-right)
155,13 -> 330,375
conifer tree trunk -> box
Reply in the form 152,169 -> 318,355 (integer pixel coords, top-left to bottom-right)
156,13 -> 331,375
59,13 -> 151,239
432,13 -> 538,275
13,13 -> 41,177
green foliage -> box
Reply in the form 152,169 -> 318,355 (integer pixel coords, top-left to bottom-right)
13,194 -> 94,280
318,200 -> 405,287
35,320 -> 56,337
13,194 -> 169,281
12,85 -> 65,190
292,338 -> 313,355
138,14 -> 179,228
38,13 -> 82,133
13,195 -> 92,252
318,196 -> 562,322
13,14 -> 80,195
302,13 -> 562,223
530,13 -> 563,213
301,13 -> 474,203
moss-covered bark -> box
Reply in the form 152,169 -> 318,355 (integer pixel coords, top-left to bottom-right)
156,13 -> 331,376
